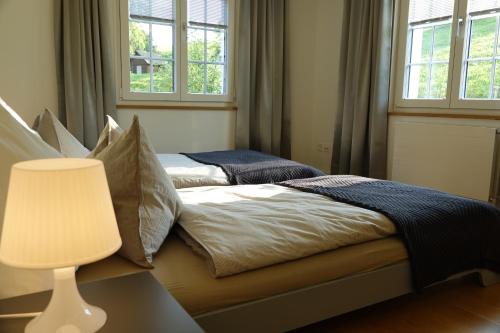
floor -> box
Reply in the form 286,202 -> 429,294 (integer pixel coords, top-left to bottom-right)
293,276 -> 500,333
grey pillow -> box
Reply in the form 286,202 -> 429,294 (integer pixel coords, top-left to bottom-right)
90,115 -> 183,267
32,108 -> 89,157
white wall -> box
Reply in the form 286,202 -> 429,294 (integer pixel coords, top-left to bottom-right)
0,0 -> 344,157
286,0 -> 343,173
388,116 -> 500,200
119,0 -> 344,156
119,0 -> 344,157
0,0 -> 59,125
386,0 -> 500,197
117,109 -> 235,153
387,115 -> 500,201
108,0 -> 235,153
118,0 -> 343,156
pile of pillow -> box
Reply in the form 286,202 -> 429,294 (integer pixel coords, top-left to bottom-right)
0,98 -> 183,299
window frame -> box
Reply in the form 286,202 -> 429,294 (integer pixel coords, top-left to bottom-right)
179,0 -> 235,102
404,19 -> 453,100
394,0 -> 459,109
118,0 -> 235,103
450,3 -> 500,109
395,0 -> 500,110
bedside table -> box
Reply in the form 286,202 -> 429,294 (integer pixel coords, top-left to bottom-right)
0,272 -> 204,333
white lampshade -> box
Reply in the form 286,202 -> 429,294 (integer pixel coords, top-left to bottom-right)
0,158 -> 121,269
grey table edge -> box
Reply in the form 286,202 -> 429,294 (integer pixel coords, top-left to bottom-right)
0,271 -> 204,333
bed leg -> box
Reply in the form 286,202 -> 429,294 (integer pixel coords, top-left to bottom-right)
478,270 -> 500,287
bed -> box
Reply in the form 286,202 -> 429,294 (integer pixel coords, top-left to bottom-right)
157,154 -> 230,188
77,235 -> 411,332
157,150 -> 325,188
76,182 -> 500,332
2,102 -> 499,332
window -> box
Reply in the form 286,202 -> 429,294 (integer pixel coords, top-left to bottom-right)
120,0 -> 234,102
128,0 -> 176,94
404,2 -> 454,100
396,0 -> 500,109
462,1 -> 500,99
186,0 -> 228,95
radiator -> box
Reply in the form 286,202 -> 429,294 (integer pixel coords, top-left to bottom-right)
388,121 -> 499,202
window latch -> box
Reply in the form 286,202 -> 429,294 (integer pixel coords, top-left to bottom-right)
182,22 -> 187,31
457,17 -> 465,38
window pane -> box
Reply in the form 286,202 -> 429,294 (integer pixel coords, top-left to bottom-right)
462,2 -> 500,100
188,28 -> 205,61
465,61 -> 492,99
130,62 -> 150,92
128,0 -> 176,95
153,61 -> 173,93
410,27 -> 432,63
187,0 -> 228,97
152,24 -> 173,59
207,64 -> 224,94
433,24 -> 452,61
408,65 -> 430,99
404,0 -> 453,100
129,21 -> 150,57
207,30 -> 225,63
430,64 -> 448,98
469,17 -> 497,59
188,63 -> 205,93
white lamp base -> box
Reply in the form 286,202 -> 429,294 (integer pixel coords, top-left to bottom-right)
26,267 -> 106,333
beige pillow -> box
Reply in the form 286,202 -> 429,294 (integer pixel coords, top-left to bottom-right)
90,116 -> 183,267
32,108 -> 90,157
92,115 -> 123,155
0,97 -> 61,300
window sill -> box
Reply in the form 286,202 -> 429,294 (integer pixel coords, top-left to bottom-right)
116,102 -> 237,111
389,110 -> 500,121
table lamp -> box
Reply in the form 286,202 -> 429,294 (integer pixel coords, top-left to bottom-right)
0,159 -> 122,333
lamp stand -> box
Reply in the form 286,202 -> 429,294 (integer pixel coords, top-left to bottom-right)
25,266 -> 106,333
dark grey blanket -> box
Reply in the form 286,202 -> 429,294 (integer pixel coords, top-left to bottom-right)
279,175 -> 500,290
181,149 -> 325,185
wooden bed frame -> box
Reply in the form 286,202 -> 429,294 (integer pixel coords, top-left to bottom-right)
194,261 -> 500,333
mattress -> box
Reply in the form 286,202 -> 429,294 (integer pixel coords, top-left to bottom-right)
157,153 -> 229,188
76,234 -> 408,316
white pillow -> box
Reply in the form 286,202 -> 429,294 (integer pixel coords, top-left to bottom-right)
32,108 -> 90,157
0,97 -> 61,300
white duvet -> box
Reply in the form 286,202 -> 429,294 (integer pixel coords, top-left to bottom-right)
157,154 -> 229,188
177,184 -> 396,277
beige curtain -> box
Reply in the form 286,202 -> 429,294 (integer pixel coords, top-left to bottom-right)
55,0 -> 116,149
331,0 -> 394,178
236,0 -> 290,158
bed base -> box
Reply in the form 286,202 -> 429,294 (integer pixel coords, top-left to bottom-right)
194,261 -> 500,333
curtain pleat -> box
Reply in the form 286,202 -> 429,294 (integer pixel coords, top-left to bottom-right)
55,0 -> 116,149
236,0 -> 289,158
331,0 -> 394,178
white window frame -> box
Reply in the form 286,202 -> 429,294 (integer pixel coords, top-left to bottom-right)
450,5 -> 500,109
119,0 -> 235,103
395,0 -> 500,110
394,0 -> 459,109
